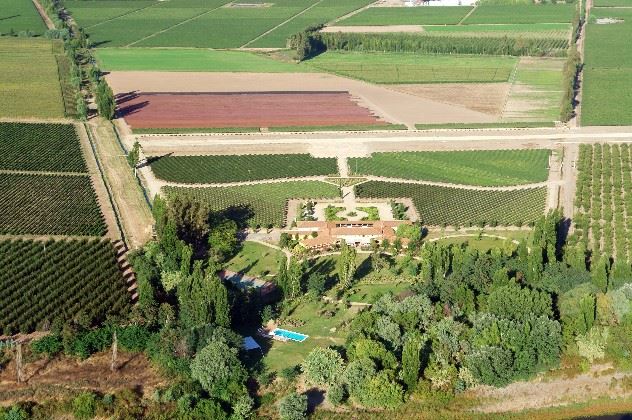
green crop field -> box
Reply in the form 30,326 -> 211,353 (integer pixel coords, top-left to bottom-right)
0,239 -> 130,334
593,0 -> 632,5
136,0 -> 318,48
463,5 -> 577,25
355,181 -> 546,226
582,8 -> 632,125
306,52 -> 517,84
0,0 -> 47,35
164,181 -> 340,228
349,149 -> 550,186
0,38 -> 65,119
65,0 -> 156,28
337,6 -> 472,26
0,123 -> 86,173
95,48 -> 308,72
249,0 -> 374,47
150,154 -> 337,184
0,174 -> 106,236
422,23 -> 571,41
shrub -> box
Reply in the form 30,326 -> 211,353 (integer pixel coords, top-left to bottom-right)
327,383 -> 347,406
30,335 -> 62,358
278,392 -> 307,420
72,392 -> 97,420
301,347 -> 344,387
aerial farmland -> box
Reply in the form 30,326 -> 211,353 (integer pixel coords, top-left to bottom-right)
2,0 -> 632,418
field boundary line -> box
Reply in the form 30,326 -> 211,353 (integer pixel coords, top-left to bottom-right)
241,0 -> 325,48
125,3 -> 229,47
86,2 -> 164,29
0,169 -> 89,177
458,4 -> 478,25
332,1 -> 377,24
82,123 -> 127,246
499,57 -> 522,121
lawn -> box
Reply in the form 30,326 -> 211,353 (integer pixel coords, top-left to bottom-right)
0,174 -> 106,236
0,38 -> 65,119
345,282 -> 411,304
355,181 -> 546,227
249,0 -> 374,48
225,242 -> 285,278
349,149 -> 551,186
338,6 -> 473,26
163,181 -> 340,228
433,231 -> 530,252
0,123 -> 86,173
582,8 -> 632,125
463,4 -> 577,25
149,154 -> 337,184
136,0 -> 318,48
305,52 -> 517,84
0,0 -> 47,35
95,48 -> 309,72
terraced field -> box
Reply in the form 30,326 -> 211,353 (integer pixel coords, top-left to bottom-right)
355,181 -> 546,227
349,150 -> 550,186
0,239 -> 130,334
164,181 -> 340,228
150,154 -> 337,183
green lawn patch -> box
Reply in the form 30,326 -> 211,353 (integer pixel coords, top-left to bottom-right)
338,6 -> 472,25
463,4 -> 577,25
305,52 -> 517,84
225,241 -> 285,278
355,181 -> 546,226
0,0 -> 47,35
345,282 -> 411,304
149,154 -> 337,184
95,48 -> 309,72
164,181 -> 340,228
349,150 -> 550,187
0,38 -> 65,119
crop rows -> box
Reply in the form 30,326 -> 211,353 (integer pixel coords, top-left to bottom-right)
349,150 -> 550,186
150,154 -> 337,184
0,238 -> 130,335
0,174 -> 106,236
573,144 -> 632,261
0,123 -> 86,173
355,181 -> 546,227
164,181 -> 340,228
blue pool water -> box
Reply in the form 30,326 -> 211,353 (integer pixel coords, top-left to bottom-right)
272,328 -> 308,342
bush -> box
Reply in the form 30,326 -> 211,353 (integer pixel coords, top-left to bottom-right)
327,383 -> 347,406
307,273 -> 327,297
279,365 -> 300,382
30,334 -> 62,358
278,392 -> 307,420
72,392 -> 98,420
301,347 -> 344,387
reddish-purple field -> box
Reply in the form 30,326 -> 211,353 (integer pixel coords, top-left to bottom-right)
117,91 -> 385,128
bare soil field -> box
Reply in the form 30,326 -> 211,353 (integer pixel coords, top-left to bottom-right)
0,351 -> 166,404
118,91 -> 385,129
390,83 -> 511,116
321,25 -> 424,33
106,72 -> 496,127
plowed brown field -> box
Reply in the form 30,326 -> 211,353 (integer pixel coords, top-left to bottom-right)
118,91 -> 384,129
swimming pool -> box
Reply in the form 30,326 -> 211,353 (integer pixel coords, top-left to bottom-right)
272,328 -> 309,342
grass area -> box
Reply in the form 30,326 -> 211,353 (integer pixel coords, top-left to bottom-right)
463,4 -> 577,25
65,0 -> 156,28
136,0 -> 318,48
0,0 -> 47,35
325,205 -> 345,221
0,174 -> 106,236
262,299 -> 353,372
349,149 -> 551,187
149,154 -> 337,184
338,6 -> 473,26
95,48 -> 309,72
355,181 -> 546,227
345,282 -> 410,303
249,0 -> 374,48
0,123 -> 86,173
582,8 -> 632,125
433,232 -> 528,252
164,181 -> 340,228
224,242 -> 285,278
415,121 -> 556,130
502,57 -> 565,123
305,52 -> 517,84
357,206 -> 379,221
0,38 -> 65,119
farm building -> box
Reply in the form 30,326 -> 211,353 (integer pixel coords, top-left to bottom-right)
285,220 -> 412,249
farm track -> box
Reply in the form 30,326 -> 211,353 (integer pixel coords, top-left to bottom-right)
32,0 -> 54,30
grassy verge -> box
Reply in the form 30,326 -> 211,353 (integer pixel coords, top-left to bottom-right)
415,121 -> 556,130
